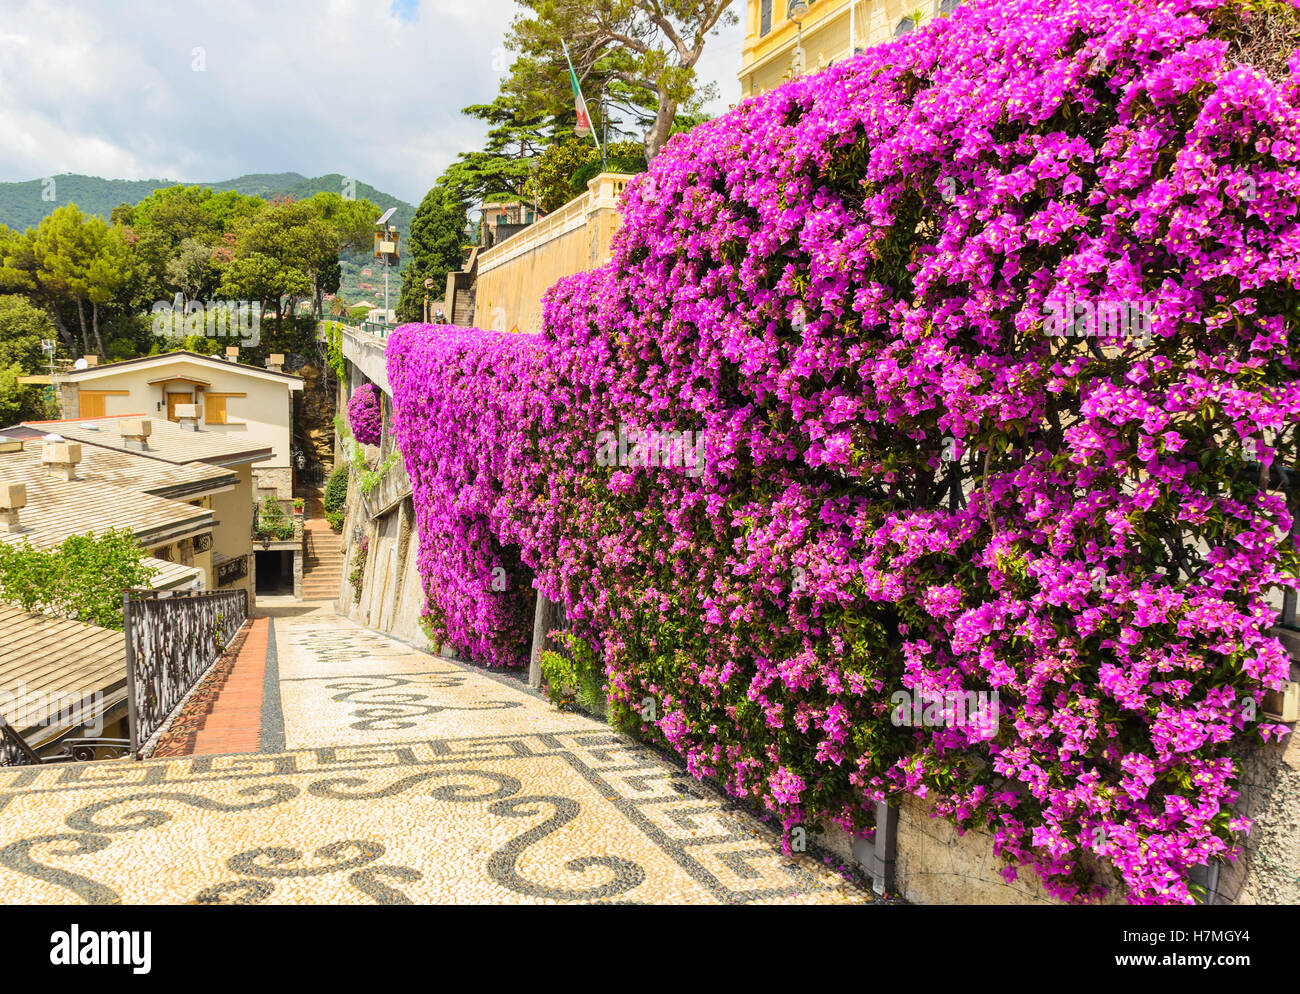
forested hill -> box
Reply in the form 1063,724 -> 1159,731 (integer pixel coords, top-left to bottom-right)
0,172 -> 414,237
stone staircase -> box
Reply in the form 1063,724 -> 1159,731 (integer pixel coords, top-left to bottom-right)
301,504 -> 345,602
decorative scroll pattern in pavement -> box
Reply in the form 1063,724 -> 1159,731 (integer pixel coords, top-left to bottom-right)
0,607 -> 870,905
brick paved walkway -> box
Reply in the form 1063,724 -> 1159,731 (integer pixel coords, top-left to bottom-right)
190,618 -> 269,756
0,604 -> 874,905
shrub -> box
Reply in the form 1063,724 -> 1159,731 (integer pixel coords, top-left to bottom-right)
389,0 -> 1300,904
253,496 -> 294,541
349,536 -> 369,597
325,320 -> 348,381
347,383 -> 382,446
358,449 -> 401,498
569,141 -> 647,197
323,464 -> 348,532
0,530 -> 158,629
540,634 -> 608,717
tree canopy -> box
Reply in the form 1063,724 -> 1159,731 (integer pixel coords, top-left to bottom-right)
503,0 -> 735,160
396,184 -> 470,322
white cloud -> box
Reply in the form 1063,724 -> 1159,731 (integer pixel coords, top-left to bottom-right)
0,0 -> 745,205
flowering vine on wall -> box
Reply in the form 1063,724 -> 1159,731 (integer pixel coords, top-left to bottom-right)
389,0 -> 1300,904
347,382 -> 383,446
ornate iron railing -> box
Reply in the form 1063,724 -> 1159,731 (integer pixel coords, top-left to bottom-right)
0,714 -> 43,767
124,587 -> 249,755
217,555 -> 249,587
1,710 -> 135,767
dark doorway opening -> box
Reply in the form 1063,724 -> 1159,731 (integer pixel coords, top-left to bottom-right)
256,550 -> 294,595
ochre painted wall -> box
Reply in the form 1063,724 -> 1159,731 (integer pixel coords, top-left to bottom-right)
472,174 -> 633,336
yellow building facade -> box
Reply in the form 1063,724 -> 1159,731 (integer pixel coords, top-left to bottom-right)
739,0 -> 962,97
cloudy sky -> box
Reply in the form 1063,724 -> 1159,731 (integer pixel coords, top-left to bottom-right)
0,0 -> 743,206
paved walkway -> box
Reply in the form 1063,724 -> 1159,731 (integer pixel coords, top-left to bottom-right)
189,618 -> 271,756
0,604 -> 871,905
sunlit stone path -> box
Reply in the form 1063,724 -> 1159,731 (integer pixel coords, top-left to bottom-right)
0,604 -> 871,904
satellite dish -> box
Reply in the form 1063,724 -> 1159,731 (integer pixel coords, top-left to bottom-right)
43,433 -> 65,443
73,358 -> 88,370
377,207 -> 398,226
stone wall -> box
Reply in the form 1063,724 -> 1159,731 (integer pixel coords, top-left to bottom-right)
1208,639 -> 1300,905
254,466 -> 293,500
820,702 -> 1300,905
338,491 -> 432,651
335,375 -> 431,653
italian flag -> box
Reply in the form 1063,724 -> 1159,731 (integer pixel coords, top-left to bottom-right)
563,41 -> 593,139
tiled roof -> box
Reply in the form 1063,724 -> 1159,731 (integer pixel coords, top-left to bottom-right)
0,603 -> 126,745
0,455 -> 213,550
28,417 -> 272,467
0,438 -> 235,499
144,557 -> 204,590
50,350 -> 304,387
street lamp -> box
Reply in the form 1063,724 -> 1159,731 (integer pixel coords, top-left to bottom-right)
788,0 -> 811,74
373,206 -> 400,332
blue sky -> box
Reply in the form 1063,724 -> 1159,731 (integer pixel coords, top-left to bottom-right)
0,0 -> 743,206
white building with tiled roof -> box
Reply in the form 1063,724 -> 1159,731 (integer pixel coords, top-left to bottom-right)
0,418 -> 270,601
45,350 -> 303,498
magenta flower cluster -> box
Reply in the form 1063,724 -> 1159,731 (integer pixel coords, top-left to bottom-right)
347,383 -> 383,446
389,0 -> 1300,904
387,326 -> 547,669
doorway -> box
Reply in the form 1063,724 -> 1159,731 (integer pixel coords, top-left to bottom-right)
255,550 -> 294,594
166,391 -> 194,422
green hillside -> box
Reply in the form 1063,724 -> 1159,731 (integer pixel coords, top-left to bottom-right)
0,172 -> 415,301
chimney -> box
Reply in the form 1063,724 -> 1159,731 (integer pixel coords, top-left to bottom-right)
266,353 -> 284,373
0,436 -> 23,454
225,346 -> 240,363
41,436 -> 81,481
174,403 -> 200,432
0,481 -> 25,533
84,355 -> 99,367
119,418 -> 152,451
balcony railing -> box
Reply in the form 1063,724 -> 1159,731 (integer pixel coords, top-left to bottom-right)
124,587 -> 249,755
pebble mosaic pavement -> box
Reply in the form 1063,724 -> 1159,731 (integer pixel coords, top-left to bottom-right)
0,604 -> 872,905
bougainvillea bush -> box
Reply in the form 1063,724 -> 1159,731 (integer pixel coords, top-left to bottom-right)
347,382 -> 383,446
390,0 -> 1300,903
387,326 -> 547,668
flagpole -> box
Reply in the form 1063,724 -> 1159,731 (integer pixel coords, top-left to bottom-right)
562,39 -> 603,162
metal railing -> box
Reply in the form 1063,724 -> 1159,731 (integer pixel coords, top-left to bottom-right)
124,586 -> 249,756
322,317 -> 391,338
0,714 -> 43,767
0,713 -> 131,768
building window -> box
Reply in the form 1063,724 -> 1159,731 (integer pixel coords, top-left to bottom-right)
760,0 -> 772,35
895,15 -> 914,35
76,389 -> 129,418
204,392 -> 246,425
938,0 -> 961,13
79,392 -> 105,418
